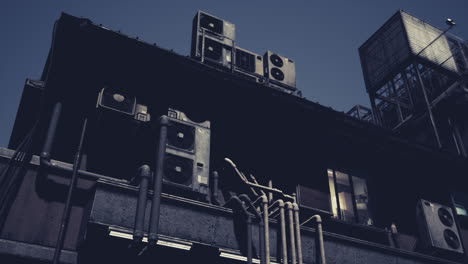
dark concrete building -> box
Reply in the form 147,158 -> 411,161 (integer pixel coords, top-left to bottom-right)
1,11 -> 467,264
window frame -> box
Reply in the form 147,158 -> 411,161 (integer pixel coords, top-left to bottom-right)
328,168 -> 373,226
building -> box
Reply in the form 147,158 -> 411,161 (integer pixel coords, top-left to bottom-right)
0,10 -> 467,264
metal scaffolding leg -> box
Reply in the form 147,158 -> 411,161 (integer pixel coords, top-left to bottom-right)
390,79 -> 404,123
415,64 -> 442,148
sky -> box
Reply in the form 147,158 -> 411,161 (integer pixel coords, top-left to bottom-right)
1,0 -> 467,147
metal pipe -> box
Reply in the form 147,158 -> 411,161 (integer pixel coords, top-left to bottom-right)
271,199 -> 287,264
247,215 -> 253,264
286,202 -> 296,264
249,174 -> 266,196
231,39 -> 236,74
224,196 -> 253,264
37,100 -> 128,192
133,165 -> 152,243
239,194 -> 264,264
386,228 -> 396,248
279,201 -> 287,264
225,158 -> 294,200
293,203 -> 303,264
261,195 -> 270,264
148,115 -> 169,246
268,180 -> 273,202
315,215 -> 326,264
211,171 -> 221,205
201,28 -> 205,63
259,217 -> 265,264
40,102 -> 62,165
52,117 -> 88,264
301,215 -> 325,264
39,160 -> 129,184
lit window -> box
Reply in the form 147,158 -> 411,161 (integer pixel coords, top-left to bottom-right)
327,169 -> 373,225
455,204 -> 467,216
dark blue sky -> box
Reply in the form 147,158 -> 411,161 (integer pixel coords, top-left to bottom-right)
1,0 -> 467,147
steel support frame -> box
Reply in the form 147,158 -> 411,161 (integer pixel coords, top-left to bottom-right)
414,64 -> 443,148
369,60 -> 467,152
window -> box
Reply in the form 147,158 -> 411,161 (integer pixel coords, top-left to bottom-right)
455,204 -> 467,216
453,192 -> 468,217
328,169 -> 373,225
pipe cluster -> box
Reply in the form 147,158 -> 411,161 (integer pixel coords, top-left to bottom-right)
224,158 -> 304,264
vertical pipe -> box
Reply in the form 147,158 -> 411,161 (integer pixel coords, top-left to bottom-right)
52,117 -> 88,264
148,116 -> 169,246
316,217 -> 326,264
231,39 -> 236,73
239,194 -> 264,264
268,180 -> 273,202
278,200 -> 287,264
259,220 -> 265,264
262,195 -> 270,264
40,102 -> 62,162
386,228 -> 396,248
293,203 -> 303,264
415,64 -> 442,148
247,215 -> 253,264
211,171 -> 220,205
225,196 -> 254,263
133,165 -> 152,242
286,202 -> 296,264
201,29 -> 205,63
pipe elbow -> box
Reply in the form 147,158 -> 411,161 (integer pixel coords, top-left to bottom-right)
261,195 -> 269,204
238,194 -> 249,200
285,201 -> 293,210
313,215 -> 322,223
277,199 -> 285,208
39,152 -> 52,167
159,115 -> 169,126
138,165 -> 152,179
225,196 -> 249,215
293,203 -> 299,211
224,157 -> 236,168
239,194 -> 262,220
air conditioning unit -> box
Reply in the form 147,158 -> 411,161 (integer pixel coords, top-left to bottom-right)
264,51 -> 296,90
234,46 -> 264,82
97,87 -> 150,122
191,10 -> 235,67
416,199 -> 464,255
164,108 -> 211,200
